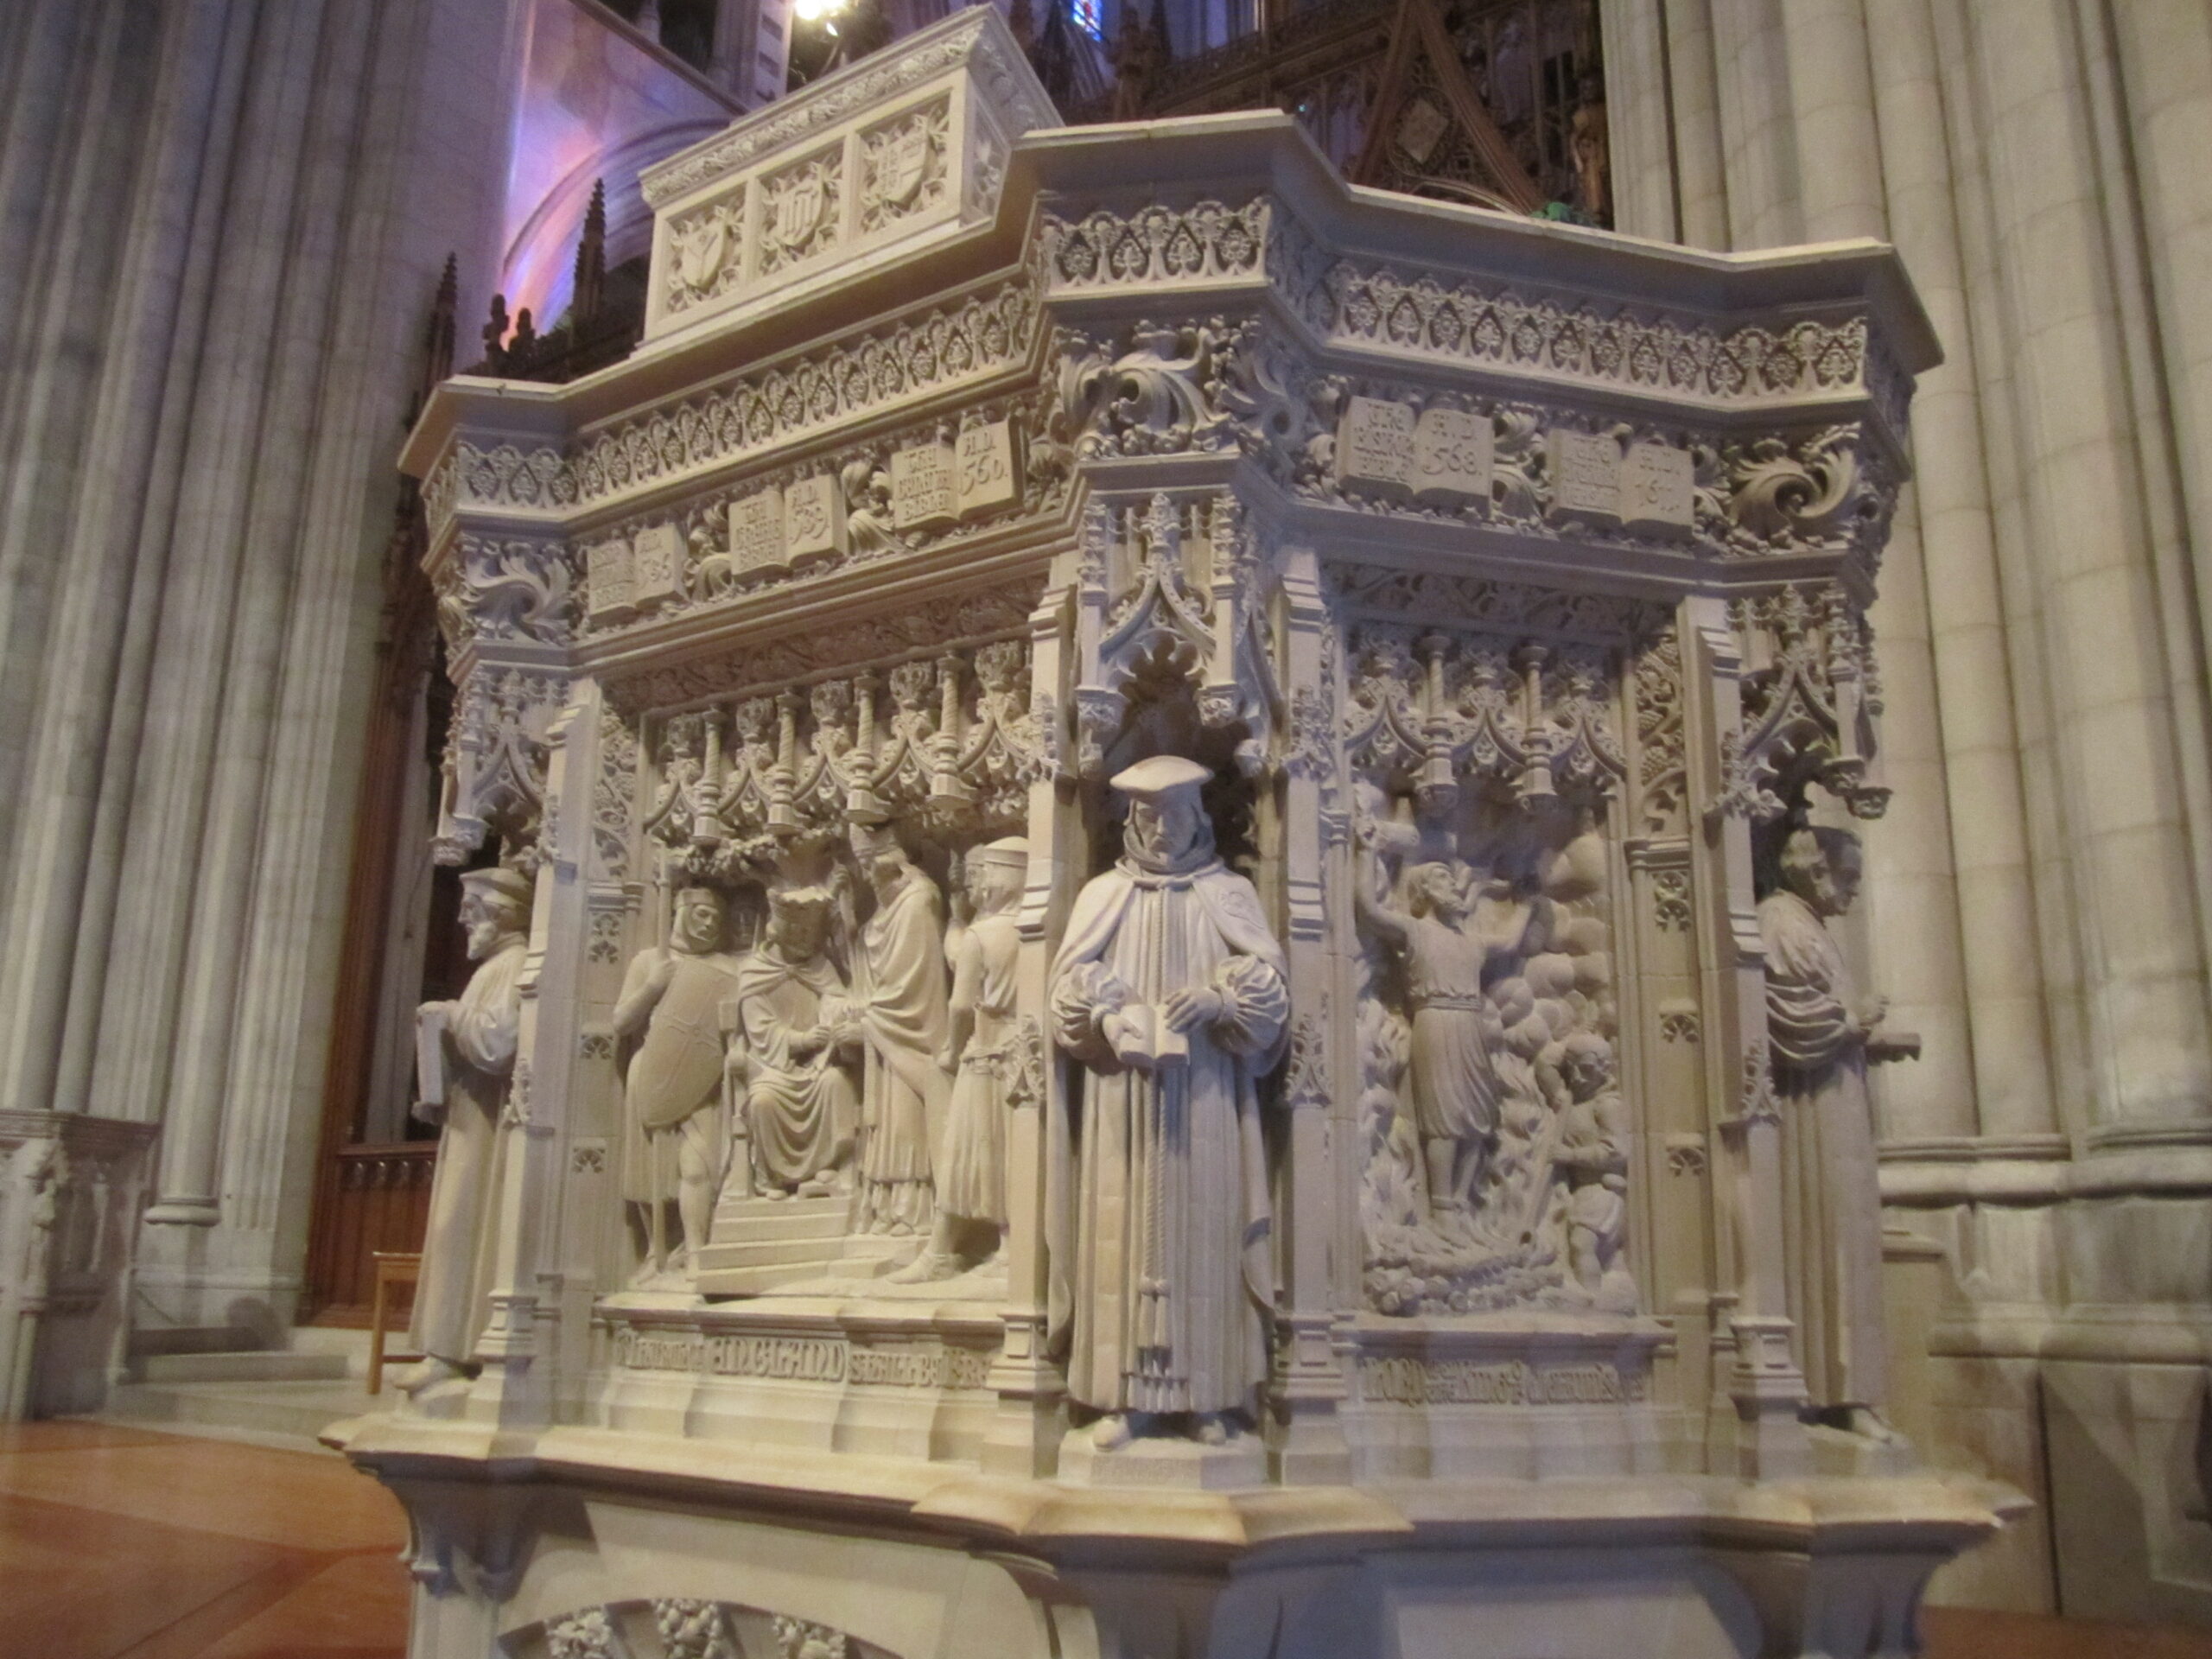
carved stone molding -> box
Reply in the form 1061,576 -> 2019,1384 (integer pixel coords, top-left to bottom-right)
601,582 -> 1040,715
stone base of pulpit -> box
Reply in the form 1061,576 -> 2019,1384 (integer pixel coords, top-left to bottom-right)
333,1410 -> 2024,1659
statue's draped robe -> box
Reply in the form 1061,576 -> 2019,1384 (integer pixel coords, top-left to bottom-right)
1049,854 -> 1289,1416
939,911 -> 1021,1225
1759,887 -> 1887,1409
410,938 -> 525,1366
730,948 -> 858,1190
619,949 -> 742,1205
854,868 -> 950,1232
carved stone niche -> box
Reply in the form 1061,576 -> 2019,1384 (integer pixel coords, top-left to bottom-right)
1342,624 -> 1632,1319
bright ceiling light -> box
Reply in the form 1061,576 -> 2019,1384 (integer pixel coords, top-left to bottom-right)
793,0 -> 847,21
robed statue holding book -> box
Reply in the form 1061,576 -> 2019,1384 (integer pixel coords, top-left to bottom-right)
1048,755 -> 1289,1448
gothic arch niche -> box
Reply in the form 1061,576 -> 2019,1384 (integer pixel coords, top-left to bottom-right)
1342,620 -> 1633,1316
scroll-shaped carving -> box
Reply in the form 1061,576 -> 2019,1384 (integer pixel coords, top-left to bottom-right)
1055,318 -> 1256,457
1713,425 -> 1897,560
435,537 -> 578,651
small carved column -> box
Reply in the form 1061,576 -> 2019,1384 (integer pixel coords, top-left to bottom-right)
570,705 -> 641,1368
980,569 -> 1077,1477
1685,597 -> 1808,1478
461,687 -> 605,1429
1270,547 -> 1351,1484
1622,620 -> 1722,1461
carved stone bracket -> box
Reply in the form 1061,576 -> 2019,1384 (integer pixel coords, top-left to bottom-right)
1720,583 -> 1886,822
435,665 -> 572,867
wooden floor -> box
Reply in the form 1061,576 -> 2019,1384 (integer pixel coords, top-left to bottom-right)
4,1420 -> 2211,1659
0,1421 -> 408,1659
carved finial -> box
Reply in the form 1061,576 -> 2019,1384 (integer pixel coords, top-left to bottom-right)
482,292 -> 510,372
573,180 -> 607,323
425,254 -> 456,395
510,307 -> 537,358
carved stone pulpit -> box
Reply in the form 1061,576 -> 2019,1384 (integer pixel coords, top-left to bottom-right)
337,12 -> 2016,1656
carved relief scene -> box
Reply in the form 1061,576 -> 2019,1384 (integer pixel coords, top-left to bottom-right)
1344,624 -> 1632,1316
608,631 -> 1045,1300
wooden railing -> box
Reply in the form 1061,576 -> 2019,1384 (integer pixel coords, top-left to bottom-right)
306,1143 -> 437,1325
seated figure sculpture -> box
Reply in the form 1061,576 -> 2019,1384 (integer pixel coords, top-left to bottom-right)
722,886 -> 861,1201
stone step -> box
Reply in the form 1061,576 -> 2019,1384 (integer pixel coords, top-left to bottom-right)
709,1195 -> 850,1243
102,1376 -> 391,1452
128,1325 -> 272,1358
692,1235 -> 856,1272
132,1349 -> 351,1385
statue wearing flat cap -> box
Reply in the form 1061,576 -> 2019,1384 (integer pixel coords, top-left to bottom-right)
401,864 -> 532,1395
1048,757 -> 1289,1448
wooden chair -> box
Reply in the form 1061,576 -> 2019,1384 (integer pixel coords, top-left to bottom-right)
366,1251 -> 423,1395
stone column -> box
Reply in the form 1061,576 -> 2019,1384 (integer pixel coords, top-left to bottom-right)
1929,0 -> 2094,1130
146,0 -> 354,1226
1599,0 -> 1678,241
2109,6 -> 2212,726
1965,0 -> 2212,1133
1687,599 -> 1808,1478
0,0 -> 249,1134
1660,0 -> 1731,249
1866,0 -> 2057,1147
979,568 -> 1078,1478
461,692 -> 597,1429
1777,0 -> 1884,241
1707,0 -> 1802,249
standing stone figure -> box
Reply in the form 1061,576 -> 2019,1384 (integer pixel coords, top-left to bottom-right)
1355,849 -> 1548,1221
724,886 -> 860,1199
613,886 -> 743,1283
894,836 -> 1028,1282
1758,824 -> 1917,1440
1049,756 -> 1289,1447
848,823 -> 951,1236
401,867 -> 531,1394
